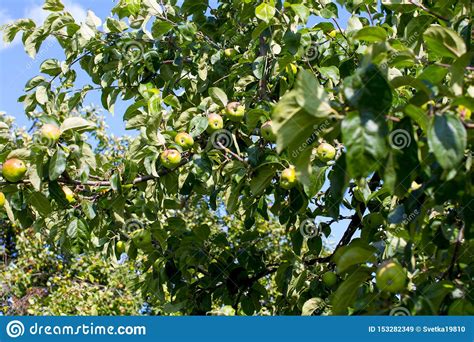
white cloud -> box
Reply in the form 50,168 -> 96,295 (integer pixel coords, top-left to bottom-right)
63,0 -> 88,23
0,9 -> 16,50
25,0 -> 87,26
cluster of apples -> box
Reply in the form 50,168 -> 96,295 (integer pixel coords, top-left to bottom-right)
0,123 -> 77,206
1,124 -> 61,184
1,109 -> 337,200
319,260 -> 408,293
278,143 -> 337,191
160,101 -> 246,169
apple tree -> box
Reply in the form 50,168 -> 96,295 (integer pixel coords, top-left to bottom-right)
0,227 -> 141,315
0,0 -> 473,315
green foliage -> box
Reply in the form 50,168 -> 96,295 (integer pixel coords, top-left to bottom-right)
0,229 -> 140,315
0,0 -> 473,316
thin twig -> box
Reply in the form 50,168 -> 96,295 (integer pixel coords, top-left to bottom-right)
331,18 -> 351,56
305,173 -> 381,266
365,4 -> 374,26
216,142 -> 247,165
442,225 -> 464,279
408,0 -> 450,22
435,62 -> 474,71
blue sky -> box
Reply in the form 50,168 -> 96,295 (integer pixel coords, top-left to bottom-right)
0,0 -> 126,134
0,0 -> 353,245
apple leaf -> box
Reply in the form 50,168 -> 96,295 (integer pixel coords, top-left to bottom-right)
301,297 -> 325,316
335,244 -> 377,274
40,59 -> 62,76
60,117 -> 95,132
208,87 -> 228,107
344,64 -> 392,115
28,192 -> 52,217
255,3 -> 275,23
49,148 -> 67,181
423,26 -> 466,59
43,0 -> 64,11
342,111 -> 388,179
291,4 -> 309,22
250,164 -> 277,196
428,114 -> 467,170
332,269 -> 371,315
354,27 -> 387,42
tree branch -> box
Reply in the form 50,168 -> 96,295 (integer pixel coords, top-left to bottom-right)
233,265 -> 278,310
0,157 -> 191,189
305,173 -> 381,266
444,224 -> 464,279
216,142 -> 248,165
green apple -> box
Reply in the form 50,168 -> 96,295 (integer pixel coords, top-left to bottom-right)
376,261 -> 407,293
316,142 -> 336,162
0,192 -> 5,207
224,48 -> 237,58
174,132 -> 194,150
225,102 -> 245,122
280,166 -> 297,190
322,271 -> 337,287
132,229 -> 152,249
207,113 -> 224,132
116,241 -> 126,254
40,123 -> 61,144
2,158 -> 27,183
160,149 -> 182,169
261,121 -> 276,142
62,186 -> 76,203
